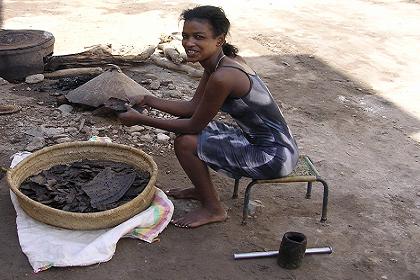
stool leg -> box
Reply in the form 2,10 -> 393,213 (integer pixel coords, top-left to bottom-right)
232,179 -> 240,199
306,182 -> 312,199
316,178 -> 329,222
242,180 -> 257,225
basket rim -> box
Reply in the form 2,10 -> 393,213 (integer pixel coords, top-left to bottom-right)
6,141 -> 158,218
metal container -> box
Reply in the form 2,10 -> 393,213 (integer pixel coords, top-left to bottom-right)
0,29 -> 54,81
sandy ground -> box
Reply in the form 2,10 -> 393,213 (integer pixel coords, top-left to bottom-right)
1,0 -> 420,279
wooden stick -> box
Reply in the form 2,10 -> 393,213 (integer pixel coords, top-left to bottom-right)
44,67 -> 104,78
149,55 -> 202,78
44,44 -> 157,71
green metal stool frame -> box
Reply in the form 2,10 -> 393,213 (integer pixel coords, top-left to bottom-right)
232,155 -> 329,224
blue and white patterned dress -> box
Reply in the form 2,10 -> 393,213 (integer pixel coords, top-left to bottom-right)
197,63 -> 299,179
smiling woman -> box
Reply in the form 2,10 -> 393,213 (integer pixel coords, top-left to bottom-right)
118,5 -> 299,228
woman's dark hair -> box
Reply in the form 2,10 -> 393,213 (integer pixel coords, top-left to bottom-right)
180,5 -> 238,57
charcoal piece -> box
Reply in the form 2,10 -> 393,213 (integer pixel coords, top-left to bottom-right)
45,179 -> 58,190
82,167 -> 136,209
48,164 -> 67,174
28,174 -> 46,185
103,97 -> 129,112
19,160 -> 150,213
124,183 -> 148,198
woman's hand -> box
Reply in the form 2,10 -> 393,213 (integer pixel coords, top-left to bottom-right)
117,105 -> 144,126
129,95 -> 149,110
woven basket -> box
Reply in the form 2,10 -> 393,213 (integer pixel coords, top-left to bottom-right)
6,141 -> 158,230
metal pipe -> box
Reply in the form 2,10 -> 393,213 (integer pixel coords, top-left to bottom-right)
233,246 -> 333,260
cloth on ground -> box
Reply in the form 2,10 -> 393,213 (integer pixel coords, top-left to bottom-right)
9,151 -> 174,273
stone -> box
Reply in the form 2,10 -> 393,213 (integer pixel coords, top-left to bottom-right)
247,200 -> 264,216
157,133 -> 170,143
144,73 -> 159,80
0,77 -> 9,85
57,104 -> 73,115
55,137 -> 72,144
150,80 -> 161,90
154,128 -> 167,134
25,74 -> 45,84
42,127 -> 65,138
131,132 -> 143,137
169,90 -> 182,98
140,79 -> 152,85
126,125 -> 145,133
140,134 -> 153,142
65,127 -> 79,135
52,134 -> 70,140
26,137 -> 46,151
168,84 -> 176,90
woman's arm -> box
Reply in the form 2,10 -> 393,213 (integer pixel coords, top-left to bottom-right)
141,71 -> 210,118
119,70 -> 232,134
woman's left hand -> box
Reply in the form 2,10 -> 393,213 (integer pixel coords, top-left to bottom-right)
117,105 -> 144,126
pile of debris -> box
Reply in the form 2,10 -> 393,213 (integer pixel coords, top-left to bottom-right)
20,160 -> 150,212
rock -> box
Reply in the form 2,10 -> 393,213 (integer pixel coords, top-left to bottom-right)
26,137 -> 46,151
247,200 -> 264,216
91,128 -> 99,136
57,104 -> 73,115
161,79 -> 173,86
24,127 -> 44,137
25,74 -> 45,84
49,92 -> 62,96
80,126 -> 91,135
144,73 -> 159,80
154,128 -> 167,134
10,136 -> 21,144
0,77 -> 10,85
131,132 -> 143,137
169,90 -> 182,98
55,137 -> 72,144
157,133 -> 170,143
65,127 -> 79,135
140,134 -> 153,142
150,80 -> 161,90
42,127 -> 65,138
140,79 -> 152,85
168,84 -> 176,90
126,125 -> 145,133
51,134 -> 70,140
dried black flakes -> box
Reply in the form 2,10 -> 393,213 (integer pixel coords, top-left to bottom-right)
19,160 -> 150,213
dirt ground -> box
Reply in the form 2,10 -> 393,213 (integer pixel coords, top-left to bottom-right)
1,0 -> 420,279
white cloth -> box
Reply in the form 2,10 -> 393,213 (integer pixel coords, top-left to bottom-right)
9,152 -> 174,272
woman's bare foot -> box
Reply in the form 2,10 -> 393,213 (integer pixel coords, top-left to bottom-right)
171,207 -> 227,228
165,187 -> 200,200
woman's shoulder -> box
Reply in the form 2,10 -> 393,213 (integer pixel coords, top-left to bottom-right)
220,56 -> 256,75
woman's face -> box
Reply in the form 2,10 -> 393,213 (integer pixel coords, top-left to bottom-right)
182,19 -> 224,63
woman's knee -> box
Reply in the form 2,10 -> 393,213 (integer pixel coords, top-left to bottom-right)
174,134 -> 198,155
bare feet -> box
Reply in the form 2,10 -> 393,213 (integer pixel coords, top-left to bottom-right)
171,207 -> 227,228
165,187 -> 200,200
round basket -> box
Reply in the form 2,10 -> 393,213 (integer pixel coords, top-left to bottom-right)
6,141 -> 158,230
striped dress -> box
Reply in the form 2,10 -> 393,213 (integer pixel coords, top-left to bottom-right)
197,63 -> 299,180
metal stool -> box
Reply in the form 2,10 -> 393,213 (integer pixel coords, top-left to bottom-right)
232,155 -> 329,224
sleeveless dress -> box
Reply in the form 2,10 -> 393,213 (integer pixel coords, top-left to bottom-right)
196,62 -> 299,180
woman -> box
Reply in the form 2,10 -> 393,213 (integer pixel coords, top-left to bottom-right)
118,5 -> 299,228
